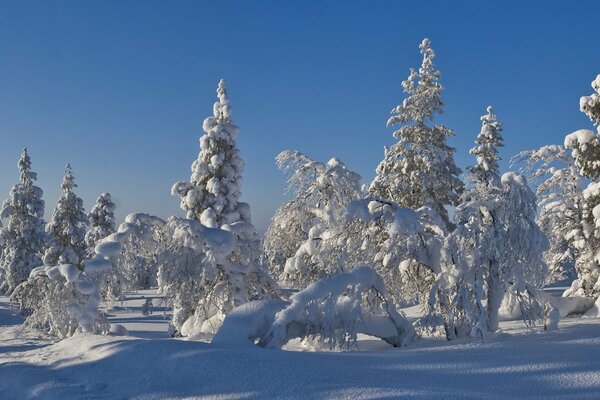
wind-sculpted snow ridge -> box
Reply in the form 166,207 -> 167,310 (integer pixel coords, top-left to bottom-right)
213,267 -> 416,349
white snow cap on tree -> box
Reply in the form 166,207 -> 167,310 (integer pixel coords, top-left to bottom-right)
0,148 -> 46,294
369,38 -> 463,226
44,164 -> 89,268
172,79 -> 247,228
468,106 -> 504,186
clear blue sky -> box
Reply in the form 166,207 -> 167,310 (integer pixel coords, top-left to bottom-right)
1,1 -> 599,233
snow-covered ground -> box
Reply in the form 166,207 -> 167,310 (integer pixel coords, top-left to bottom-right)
1,291 -> 600,400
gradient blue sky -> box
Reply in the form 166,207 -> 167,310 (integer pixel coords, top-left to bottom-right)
1,1 -> 599,233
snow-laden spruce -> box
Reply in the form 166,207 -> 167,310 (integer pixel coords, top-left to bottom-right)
85,193 -> 116,252
84,193 -> 122,300
512,145 -> 583,283
430,172 -> 549,339
369,38 -> 463,227
44,164 -> 89,268
165,80 -> 277,335
562,75 -> 600,302
264,151 -> 363,286
0,149 -> 47,295
172,79 -> 248,228
468,106 -> 504,187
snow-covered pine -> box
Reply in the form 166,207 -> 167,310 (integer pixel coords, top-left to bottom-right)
512,145 -> 583,283
430,172 -> 549,338
172,79 -> 246,228
0,149 -> 46,295
468,106 -> 504,187
264,151 -> 363,286
563,74 -> 600,299
164,80 -> 277,335
85,193 -> 116,252
84,193 -> 122,300
369,38 -> 463,227
44,164 -> 89,268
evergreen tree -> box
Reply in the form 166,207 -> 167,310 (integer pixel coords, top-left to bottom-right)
468,106 -> 504,187
44,164 -> 88,269
430,172 -> 548,338
0,149 -> 46,294
563,74 -> 600,298
369,38 -> 463,226
164,80 -> 277,335
513,145 -> 583,283
85,193 -> 116,252
172,79 -> 247,228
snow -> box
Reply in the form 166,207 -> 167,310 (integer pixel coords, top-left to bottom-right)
564,129 -> 596,148
2,291 -> 600,399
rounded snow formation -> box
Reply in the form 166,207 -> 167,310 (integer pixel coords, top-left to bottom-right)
564,129 -> 596,148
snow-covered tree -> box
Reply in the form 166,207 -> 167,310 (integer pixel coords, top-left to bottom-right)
85,193 -> 116,252
302,198 -> 447,308
0,149 -> 46,295
430,172 -> 549,338
468,106 -> 504,187
262,201 -> 311,280
84,193 -> 123,300
369,38 -> 463,226
264,151 -> 363,285
164,80 -> 277,335
13,214 -> 153,338
563,74 -> 600,298
172,79 -> 247,228
157,217 -> 277,336
512,145 -> 583,283
44,164 -> 89,268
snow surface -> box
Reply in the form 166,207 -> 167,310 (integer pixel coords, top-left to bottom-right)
2,291 -> 600,399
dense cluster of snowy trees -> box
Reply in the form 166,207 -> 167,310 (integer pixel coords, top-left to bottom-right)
2,39 -> 600,349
